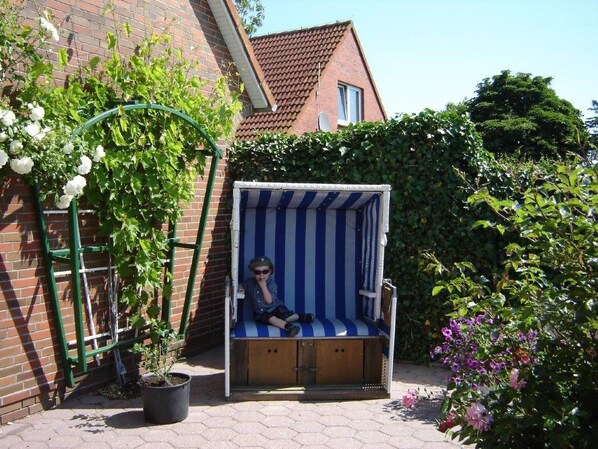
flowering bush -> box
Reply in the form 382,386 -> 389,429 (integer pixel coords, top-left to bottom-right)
427,156 -> 597,448
0,101 -> 105,208
431,315 -> 538,439
0,1 -> 103,208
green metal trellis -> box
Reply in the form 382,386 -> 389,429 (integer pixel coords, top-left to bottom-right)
33,103 -> 221,387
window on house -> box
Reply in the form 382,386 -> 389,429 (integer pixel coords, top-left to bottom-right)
337,83 -> 362,125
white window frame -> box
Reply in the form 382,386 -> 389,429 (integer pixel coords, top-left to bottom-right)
337,83 -> 363,126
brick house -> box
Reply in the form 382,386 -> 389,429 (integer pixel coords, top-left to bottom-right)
236,21 -> 386,139
0,0 -> 274,424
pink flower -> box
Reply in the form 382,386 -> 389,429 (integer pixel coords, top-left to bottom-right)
465,402 -> 493,431
509,368 -> 527,391
402,389 -> 418,408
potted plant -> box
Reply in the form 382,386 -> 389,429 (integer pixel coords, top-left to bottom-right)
132,318 -> 191,424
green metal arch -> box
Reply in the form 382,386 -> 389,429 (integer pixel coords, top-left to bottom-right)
71,102 -> 222,158
33,103 -> 223,387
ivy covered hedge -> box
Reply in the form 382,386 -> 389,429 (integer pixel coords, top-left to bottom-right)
229,110 -> 502,361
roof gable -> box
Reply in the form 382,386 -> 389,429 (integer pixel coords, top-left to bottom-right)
207,0 -> 275,111
236,21 -> 352,139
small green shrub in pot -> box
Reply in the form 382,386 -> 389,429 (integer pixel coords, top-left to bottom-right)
132,318 -> 184,386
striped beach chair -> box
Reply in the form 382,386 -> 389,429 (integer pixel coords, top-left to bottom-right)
225,182 -> 397,400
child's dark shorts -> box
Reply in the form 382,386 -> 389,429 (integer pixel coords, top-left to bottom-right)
255,305 -> 295,324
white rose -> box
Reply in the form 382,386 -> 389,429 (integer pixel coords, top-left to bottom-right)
77,155 -> 92,175
25,122 -> 41,137
29,106 -> 45,122
56,194 -> 73,209
33,127 -> 50,141
63,175 -> 86,196
1,110 -> 16,127
63,142 -> 74,154
40,17 -> 59,42
0,149 -> 8,168
9,140 -> 23,154
93,145 -> 105,162
0,132 -> 7,142
10,156 -> 34,175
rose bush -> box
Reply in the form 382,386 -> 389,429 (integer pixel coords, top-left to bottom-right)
0,1 -> 99,208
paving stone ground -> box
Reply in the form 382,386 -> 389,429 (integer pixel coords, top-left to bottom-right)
0,346 -> 470,448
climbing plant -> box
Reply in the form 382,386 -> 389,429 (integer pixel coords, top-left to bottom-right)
1,2 -> 242,340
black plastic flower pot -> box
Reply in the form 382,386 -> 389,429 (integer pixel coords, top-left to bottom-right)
141,372 -> 191,424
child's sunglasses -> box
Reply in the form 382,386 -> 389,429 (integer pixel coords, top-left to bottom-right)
253,269 -> 270,275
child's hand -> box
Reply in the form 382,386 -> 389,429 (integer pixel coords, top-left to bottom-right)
257,278 -> 272,303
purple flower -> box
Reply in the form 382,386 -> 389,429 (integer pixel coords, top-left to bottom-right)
442,327 -> 453,339
467,359 -> 479,369
465,402 -> 493,431
517,331 -> 526,341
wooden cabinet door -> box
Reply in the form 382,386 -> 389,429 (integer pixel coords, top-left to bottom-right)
316,339 -> 363,384
247,340 -> 297,386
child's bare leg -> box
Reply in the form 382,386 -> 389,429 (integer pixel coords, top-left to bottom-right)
285,313 -> 299,323
268,316 -> 288,329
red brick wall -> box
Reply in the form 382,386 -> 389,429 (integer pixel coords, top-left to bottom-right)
294,28 -> 385,135
0,0 -> 244,424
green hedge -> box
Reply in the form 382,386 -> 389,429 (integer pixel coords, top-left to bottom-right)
229,110 -> 500,361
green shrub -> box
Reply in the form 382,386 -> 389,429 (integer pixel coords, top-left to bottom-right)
428,155 -> 598,448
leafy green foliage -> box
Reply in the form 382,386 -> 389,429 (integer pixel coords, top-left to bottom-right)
585,100 -> 598,150
233,0 -> 265,36
230,110 -> 501,361
0,0 -> 54,97
0,1 -> 95,204
467,70 -> 587,159
132,319 -> 183,384
49,29 -> 243,327
1,3 -> 243,377
429,156 -> 598,448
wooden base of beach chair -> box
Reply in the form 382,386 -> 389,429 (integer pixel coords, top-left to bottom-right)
230,337 -> 383,392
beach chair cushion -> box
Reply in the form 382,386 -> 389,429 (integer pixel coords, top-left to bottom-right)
231,318 -> 380,338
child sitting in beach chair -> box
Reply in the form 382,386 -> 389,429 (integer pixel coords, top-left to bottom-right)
243,256 -> 314,337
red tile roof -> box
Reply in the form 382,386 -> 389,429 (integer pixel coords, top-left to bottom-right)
235,21 -> 352,140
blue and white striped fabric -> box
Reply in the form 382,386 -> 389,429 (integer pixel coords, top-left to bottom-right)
231,318 -> 380,338
234,186 -> 384,337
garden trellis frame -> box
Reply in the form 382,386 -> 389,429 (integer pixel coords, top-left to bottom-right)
32,103 -> 221,387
